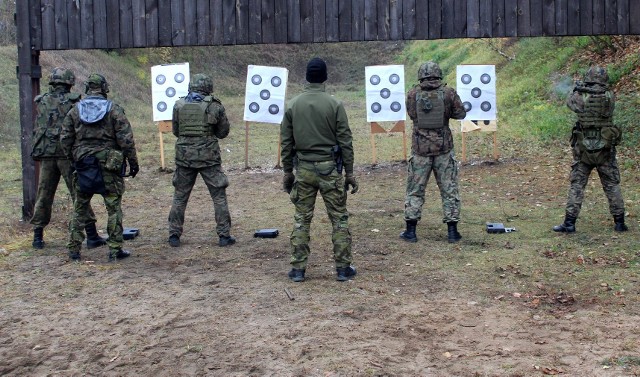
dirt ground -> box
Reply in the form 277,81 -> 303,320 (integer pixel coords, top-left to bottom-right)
1,155 -> 639,377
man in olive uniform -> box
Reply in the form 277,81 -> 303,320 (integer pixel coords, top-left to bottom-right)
30,67 -> 106,250
553,65 -> 627,233
61,73 -> 139,261
281,57 -> 359,282
400,61 -> 467,243
167,73 -> 236,248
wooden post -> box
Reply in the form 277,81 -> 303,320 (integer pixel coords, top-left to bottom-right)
492,131 -> 499,160
276,134 -> 282,168
244,121 -> 249,169
389,120 -> 407,161
157,121 -> 172,169
461,131 -> 467,163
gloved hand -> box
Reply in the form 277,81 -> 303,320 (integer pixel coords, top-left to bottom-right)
283,172 -> 295,193
344,174 -> 359,194
69,162 -> 76,175
129,160 -> 139,178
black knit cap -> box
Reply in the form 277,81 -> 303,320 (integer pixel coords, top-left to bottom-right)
306,57 -> 327,83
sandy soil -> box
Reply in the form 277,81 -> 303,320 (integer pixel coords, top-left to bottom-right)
1,160 -> 639,377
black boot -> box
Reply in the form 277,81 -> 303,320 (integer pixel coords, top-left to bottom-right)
336,266 -> 357,281
32,227 -> 45,249
553,215 -> 576,233
614,214 -> 628,232
288,268 -> 306,282
108,249 -> 131,261
447,221 -> 462,243
85,223 -> 107,249
400,220 -> 418,243
219,235 -> 236,247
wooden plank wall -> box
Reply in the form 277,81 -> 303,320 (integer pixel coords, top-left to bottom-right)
23,0 -> 640,50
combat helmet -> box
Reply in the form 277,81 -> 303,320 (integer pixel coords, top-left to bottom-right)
189,74 -> 213,95
49,67 -> 75,86
418,61 -> 443,81
84,73 -> 110,94
584,65 -> 609,85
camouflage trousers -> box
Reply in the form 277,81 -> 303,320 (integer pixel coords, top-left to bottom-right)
289,160 -> 352,269
68,178 -> 123,253
404,151 -> 460,223
168,165 -> 231,238
565,152 -> 625,218
30,159 -> 96,229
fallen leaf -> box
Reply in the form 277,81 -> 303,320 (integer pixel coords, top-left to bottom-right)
443,352 -> 452,358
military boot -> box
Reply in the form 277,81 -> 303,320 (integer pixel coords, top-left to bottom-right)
447,221 -> 462,243
32,227 -> 45,249
219,235 -> 236,247
168,234 -> 181,247
85,223 -> 107,249
400,220 -> 418,243
614,214 -> 629,232
68,250 -> 81,261
108,249 -> 131,262
553,215 -> 576,233
336,266 -> 357,281
288,268 -> 306,282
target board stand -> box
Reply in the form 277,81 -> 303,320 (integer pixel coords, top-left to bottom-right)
151,63 -> 190,170
456,65 -> 498,163
365,65 -> 407,165
243,65 -> 288,169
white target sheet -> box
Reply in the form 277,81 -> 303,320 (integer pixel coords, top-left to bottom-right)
243,65 -> 288,124
365,65 -> 406,122
151,63 -> 190,121
456,65 -> 497,121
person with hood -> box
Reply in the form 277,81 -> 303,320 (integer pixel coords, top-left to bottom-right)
167,73 -> 236,248
30,67 -> 105,250
61,73 -> 139,261
400,61 -> 467,244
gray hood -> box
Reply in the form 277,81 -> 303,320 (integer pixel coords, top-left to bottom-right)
78,96 -> 112,124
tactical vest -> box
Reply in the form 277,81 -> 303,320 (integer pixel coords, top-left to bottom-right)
415,88 -> 445,129
32,91 -> 80,159
177,97 -> 214,136
576,92 -> 616,153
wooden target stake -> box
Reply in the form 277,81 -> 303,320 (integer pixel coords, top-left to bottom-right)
157,120 -> 172,169
244,121 -> 282,169
369,120 -> 407,164
460,119 -> 499,162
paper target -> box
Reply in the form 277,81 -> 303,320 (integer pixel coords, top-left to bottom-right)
243,65 -> 288,124
151,63 -> 190,122
456,65 -> 496,121
365,65 -> 406,122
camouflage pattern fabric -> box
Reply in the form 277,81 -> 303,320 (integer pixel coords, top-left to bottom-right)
404,152 -> 460,223
32,86 -> 81,160
418,61 -> 443,80
30,159 -> 97,228
168,165 -> 232,238
289,160 -> 352,269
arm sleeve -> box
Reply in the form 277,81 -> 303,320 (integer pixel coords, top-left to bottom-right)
449,90 -> 467,120
280,106 -> 295,173
335,103 -> 355,175
211,103 -> 230,139
566,91 -> 584,113
112,106 -> 138,164
172,103 -> 180,137
60,113 -> 75,160
405,88 -> 418,121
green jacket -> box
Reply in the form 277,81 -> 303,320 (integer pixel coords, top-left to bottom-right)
32,85 -> 81,160
280,83 -> 354,174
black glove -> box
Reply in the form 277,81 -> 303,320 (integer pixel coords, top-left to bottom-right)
69,162 -> 76,175
345,174 -> 359,194
283,172 -> 295,193
129,160 -> 139,178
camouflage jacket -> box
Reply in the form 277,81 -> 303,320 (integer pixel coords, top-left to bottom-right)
60,94 -> 138,165
406,80 -> 466,156
31,85 -> 81,160
280,83 -> 354,174
567,82 -> 615,119
172,92 -> 230,168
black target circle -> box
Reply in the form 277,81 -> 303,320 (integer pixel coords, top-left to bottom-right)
463,101 -> 472,112
471,87 -> 482,98
251,74 -> 262,85
174,73 -> 185,83
157,101 -> 167,112
370,75 -> 381,85
249,102 -> 260,113
481,101 -> 492,112
389,74 -> 400,84
165,87 -> 176,97
260,89 -> 271,100
461,74 -> 472,85
371,102 -> 382,113
268,104 -> 279,114
390,101 -> 402,112
271,76 -> 282,87
480,73 -> 492,84
380,88 -> 391,99
155,75 -> 166,85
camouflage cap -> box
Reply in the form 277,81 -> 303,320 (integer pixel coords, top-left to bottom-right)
189,73 -> 213,95
584,65 -> 609,85
418,61 -> 442,81
84,73 -> 109,94
49,67 -> 75,86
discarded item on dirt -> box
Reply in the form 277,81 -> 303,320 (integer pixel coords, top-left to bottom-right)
284,287 -> 294,300
123,227 -> 140,240
254,228 -> 279,238
486,222 -> 516,233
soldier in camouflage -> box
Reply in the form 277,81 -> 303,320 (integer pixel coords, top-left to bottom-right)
400,61 -> 467,243
553,65 -> 627,233
61,73 -> 139,261
281,57 -> 358,282
30,67 -> 106,250
167,73 -> 236,248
